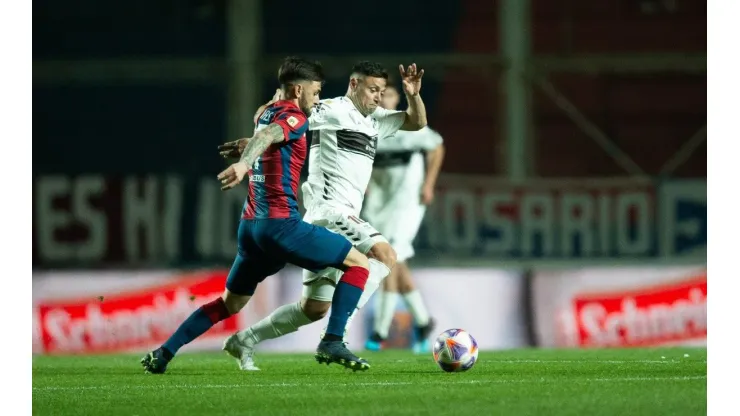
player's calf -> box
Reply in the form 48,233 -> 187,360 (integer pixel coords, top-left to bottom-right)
301,298 -> 330,321
317,248 -> 371,369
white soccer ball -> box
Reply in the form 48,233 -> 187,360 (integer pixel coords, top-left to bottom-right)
432,328 -> 479,372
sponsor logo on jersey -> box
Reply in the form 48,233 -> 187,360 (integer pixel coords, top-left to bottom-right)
260,109 -> 274,122
336,129 -> 377,159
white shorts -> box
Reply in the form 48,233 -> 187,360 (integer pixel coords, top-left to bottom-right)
362,152 -> 426,263
300,185 -> 389,302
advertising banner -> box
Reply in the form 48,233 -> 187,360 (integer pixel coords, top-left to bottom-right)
531,266 -> 707,348
32,270 -> 279,354
32,267 -> 527,354
32,175 -> 705,267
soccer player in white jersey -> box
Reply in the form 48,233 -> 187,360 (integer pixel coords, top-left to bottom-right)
219,61 -> 428,370
362,83 -> 445,353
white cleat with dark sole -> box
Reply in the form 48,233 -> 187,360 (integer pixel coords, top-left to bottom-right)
222,333 -> 260,371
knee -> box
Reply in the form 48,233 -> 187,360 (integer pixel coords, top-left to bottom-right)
398,281 -> 414,293
343,248 -> 370,270
300,298 -> 331,321
369,243 -> 397,271
383,274 -> 399,292
221,290 -> 251,315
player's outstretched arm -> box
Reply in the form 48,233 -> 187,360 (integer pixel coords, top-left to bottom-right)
217,123 -> 285,191
399,64 -> 428,131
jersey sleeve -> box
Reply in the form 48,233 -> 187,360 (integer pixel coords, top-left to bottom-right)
373,107 -> 406,139
273,108 -> 309,141
415,127 -> 444,151
307,100 -> 340,132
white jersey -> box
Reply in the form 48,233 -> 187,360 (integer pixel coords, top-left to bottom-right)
364,126 -> 443,262
305,96 -> 405,214
376,126 -> 443,154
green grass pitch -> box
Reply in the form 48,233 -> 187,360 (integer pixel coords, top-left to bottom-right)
33,348 -> 706,416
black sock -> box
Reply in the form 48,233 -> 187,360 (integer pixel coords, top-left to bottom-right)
323,333 -> 342,342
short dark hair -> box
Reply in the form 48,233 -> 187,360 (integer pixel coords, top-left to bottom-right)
351,61 -> 388,79
278,56 -> 325,86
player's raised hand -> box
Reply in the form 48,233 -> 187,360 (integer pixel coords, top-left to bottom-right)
217,162 -> 249,191
218,138 -> 249,159
271,88 -> 283,102
399,63 -> 424,97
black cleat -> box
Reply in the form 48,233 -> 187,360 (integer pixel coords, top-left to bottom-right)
413,318 -> 436,354
415,317 -> 436,340
315,340 -> 370,372
140,348 -> 170,374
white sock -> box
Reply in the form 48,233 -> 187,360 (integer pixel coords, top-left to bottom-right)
344,259 -> 390,334
238,301 -> 312,345
402,290 -> 430,327
374,291 -> 400,339
373,289 -> 386,324
358,259 -> 390,309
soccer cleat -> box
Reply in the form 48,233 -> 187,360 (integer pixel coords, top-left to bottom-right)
364,332 -> 384,351
315,340 -> 370,371
412,339 -> 430,354
364,339 -> 382,351
140,348 -> 170,374
412,317 -> 436,354
222,333 -> 260,371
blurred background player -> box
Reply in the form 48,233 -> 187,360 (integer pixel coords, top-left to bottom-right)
362,83 -> 445,353
219,62 -> 428,371
141,56 -> 374,374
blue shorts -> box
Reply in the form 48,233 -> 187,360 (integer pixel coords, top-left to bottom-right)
225,217 -> 353,296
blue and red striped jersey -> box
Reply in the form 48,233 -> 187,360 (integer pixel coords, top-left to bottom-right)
242,100 -> 309,219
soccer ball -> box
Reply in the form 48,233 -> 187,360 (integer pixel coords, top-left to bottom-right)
432,329 -> 479,372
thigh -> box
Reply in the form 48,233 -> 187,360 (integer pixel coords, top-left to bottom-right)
258,218 -> 353,273
320,213 -> 388,255
226,220 -> 286,296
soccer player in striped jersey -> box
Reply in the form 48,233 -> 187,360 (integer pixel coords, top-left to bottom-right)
219,62 -> 428,371
141,57 -> 373,374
